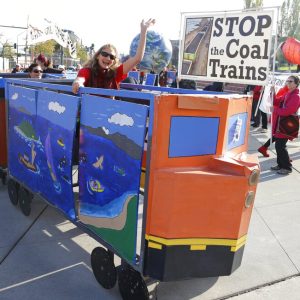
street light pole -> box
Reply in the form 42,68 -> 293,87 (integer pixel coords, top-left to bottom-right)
16,30 -> 27,64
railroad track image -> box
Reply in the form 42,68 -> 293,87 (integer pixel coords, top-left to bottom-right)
182,17 -> 213,76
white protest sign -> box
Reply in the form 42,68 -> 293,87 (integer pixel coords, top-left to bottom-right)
27,20 -> 77,58
179,9 -> 274,85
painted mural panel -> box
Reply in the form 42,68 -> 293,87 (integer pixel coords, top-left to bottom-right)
227,112 -> 248,151
79,95 -> 148,262
36,90 -> 79,219
8,86 -> 39,192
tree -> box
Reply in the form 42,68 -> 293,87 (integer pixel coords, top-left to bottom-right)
0,41 -> 16,59
76,43 -> 88,63
243,0 -> 263,8
277,0 -> 300,67
278,0 -> 300,39
29,40 -> 56,58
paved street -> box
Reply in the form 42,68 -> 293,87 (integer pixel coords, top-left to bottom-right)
0,128 -> 300,300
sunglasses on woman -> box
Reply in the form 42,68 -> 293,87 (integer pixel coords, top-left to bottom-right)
100,51 -> 116,60
33,69 -> 43,73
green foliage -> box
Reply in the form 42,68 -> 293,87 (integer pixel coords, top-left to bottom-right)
278,0 -> 300,38
0,41 -> 16,58
76,43 -> 88,63
244,0 -> 263,8
30,40 -> 56,57
277,0 -> 300,66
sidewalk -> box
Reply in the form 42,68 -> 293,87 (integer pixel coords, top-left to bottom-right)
0,128 -> 300,300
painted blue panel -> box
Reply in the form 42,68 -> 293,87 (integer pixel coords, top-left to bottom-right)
8,85 -> 37,113
0,78 -> 5,88
169,116 -> 219,157
38,90 -> 78,130
128,71 -> 140,82
36,90 -> 80,219
227,112 -> 248,151
79,95 -> 148,261
8,86 -> 39,192
145,74 -> 157,86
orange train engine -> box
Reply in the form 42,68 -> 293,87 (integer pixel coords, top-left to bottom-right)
143,93 -> 259,281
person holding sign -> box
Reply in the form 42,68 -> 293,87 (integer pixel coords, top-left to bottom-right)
261,76 -> 300,175
72,18 -> 155,93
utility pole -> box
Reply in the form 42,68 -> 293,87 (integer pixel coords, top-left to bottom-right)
25,16 -> 29,65
0,24 -> 28,67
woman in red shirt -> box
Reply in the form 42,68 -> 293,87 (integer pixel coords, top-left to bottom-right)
72,18 -> 155,93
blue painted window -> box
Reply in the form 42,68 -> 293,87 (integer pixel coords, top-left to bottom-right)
227,113 -> 248,150
169,116 -> 219,157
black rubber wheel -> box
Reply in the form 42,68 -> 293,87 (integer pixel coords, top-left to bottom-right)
19,186 -> 32,216
118,265 -> 149,300
1,172 -> 7,185
91,247 -> 117,289
7,178 -> 19,205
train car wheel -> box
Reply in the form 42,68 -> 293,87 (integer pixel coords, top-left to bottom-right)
7,178 -> 19,205
19,186 -> 32,216
91,247 -> 117,289
118,265 -> 149,300
1,172 -> 7,185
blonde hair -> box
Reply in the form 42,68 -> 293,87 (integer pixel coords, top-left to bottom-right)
84,44 -> 119,71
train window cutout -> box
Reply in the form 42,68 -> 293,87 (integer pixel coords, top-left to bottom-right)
227,113 -> 248,150
169,116 -> 219,157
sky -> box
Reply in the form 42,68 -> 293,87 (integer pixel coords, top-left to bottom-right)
0,0 -> 284,55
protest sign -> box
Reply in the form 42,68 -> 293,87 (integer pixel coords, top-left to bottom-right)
179,10 -> 274,85
28,20 -> 77,58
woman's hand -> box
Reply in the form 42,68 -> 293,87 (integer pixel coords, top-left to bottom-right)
123,18 -> 156,74
72,77 -> 84,94
140,18 -> 155,33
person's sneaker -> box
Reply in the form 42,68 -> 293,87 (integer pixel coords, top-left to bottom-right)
270,165 -> 281,171
260,128 -> 268,133
277,169 -> 292,175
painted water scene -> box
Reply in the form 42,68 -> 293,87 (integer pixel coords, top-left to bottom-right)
78,95 -> 148,261
8,86 -> 79,218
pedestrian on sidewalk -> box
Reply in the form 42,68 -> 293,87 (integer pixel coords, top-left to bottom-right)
250,85 -> 268,133
258,84 -> 289,157
259,76 -> 300,175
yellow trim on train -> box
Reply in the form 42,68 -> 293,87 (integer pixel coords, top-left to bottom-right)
146,234 -> 247,252
148,241 -> 162,250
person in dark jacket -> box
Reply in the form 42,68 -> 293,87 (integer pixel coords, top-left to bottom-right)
203,81 -> 224,92
11,64 -> 21,73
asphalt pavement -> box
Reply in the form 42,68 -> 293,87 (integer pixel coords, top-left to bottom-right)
0,127 -> 300,300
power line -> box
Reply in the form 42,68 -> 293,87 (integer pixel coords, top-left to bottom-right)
0,25 -> 27,29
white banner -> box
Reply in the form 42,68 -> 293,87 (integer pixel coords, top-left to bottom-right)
28,21 -> 77,58
179,9 -> 274,85
259,73 -> 294,114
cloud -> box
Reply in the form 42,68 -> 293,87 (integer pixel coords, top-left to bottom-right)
102,126 -> 109,135
11,93 -> 18,100
108,113 -> 134,127
48,101 -> 66,114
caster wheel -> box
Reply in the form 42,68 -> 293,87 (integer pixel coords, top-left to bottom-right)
118,265 -> 149,300
19,186 -> 33,216
91,247 -> 117,289
1,172 -> 7,185
7,179 -> 19,206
